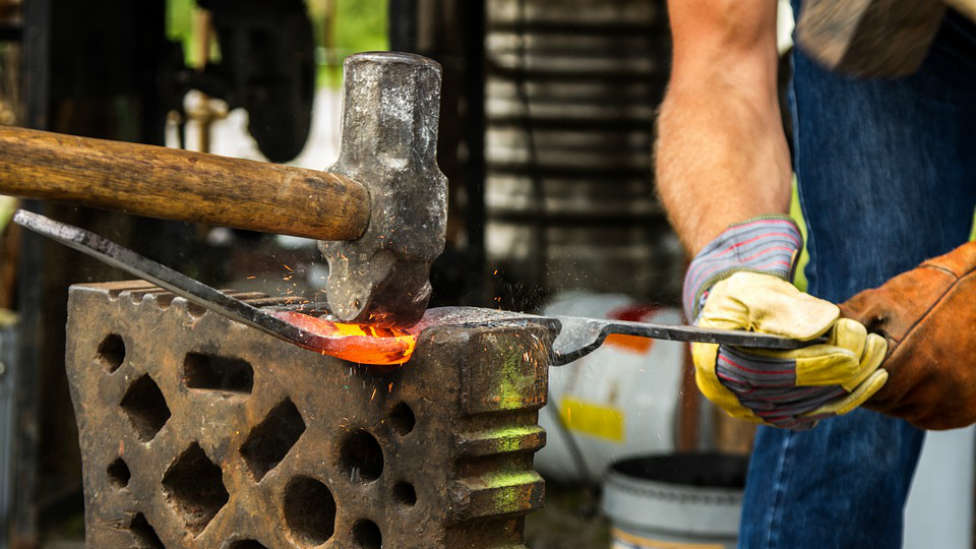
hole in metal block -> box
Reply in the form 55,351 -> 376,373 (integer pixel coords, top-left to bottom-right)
240,398 -> 306,482
186,302 -> 207,320
108,457 -> 131,488
389,402 -> 415,435
228,540 -> 268,549
130,513 -> 165,549
339,430 -> 383,483
183,353 -> 254,394
154,293 -> 175,309
283,476 -> 335,546
352,519 -> 382,549
162,442 -> 229,535
120,374 -> 171,442
98,334 -> 125,373
393,481 -> 417,506
187,302 -> 207,318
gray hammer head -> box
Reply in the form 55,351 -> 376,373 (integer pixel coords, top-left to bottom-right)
796,0 -> 947,77
319,52 -> 448,327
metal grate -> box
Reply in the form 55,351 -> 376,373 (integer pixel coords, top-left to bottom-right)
485,0 -> 683,304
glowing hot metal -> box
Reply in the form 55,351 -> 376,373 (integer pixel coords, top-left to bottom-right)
271,312 -> 420,365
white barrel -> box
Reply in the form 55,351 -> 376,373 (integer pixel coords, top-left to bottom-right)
602,454 -> 745,549
536,292 -> 686,483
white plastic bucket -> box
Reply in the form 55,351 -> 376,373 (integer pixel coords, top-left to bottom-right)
602,453 -> 746,549
536,292 -> 686,483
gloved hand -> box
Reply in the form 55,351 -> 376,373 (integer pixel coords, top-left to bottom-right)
840,241 -> 976,430
685,217 -> 888,429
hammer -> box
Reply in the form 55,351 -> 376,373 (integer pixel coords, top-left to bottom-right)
796,0 -> 976,77
0,52 -> 447,327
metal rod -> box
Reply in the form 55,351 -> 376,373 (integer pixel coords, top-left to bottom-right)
12,210 -> 335,352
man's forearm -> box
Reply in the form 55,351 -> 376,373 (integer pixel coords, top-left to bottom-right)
655,0 -> 792,255
656,87 -> 792,254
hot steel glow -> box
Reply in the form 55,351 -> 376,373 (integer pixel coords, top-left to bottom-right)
273,311 -> 421,365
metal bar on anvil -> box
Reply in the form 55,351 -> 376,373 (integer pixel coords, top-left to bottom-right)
14,210 -> 815,369
11,209 -> 339,353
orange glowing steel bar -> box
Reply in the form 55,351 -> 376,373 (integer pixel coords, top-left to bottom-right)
272,311 -> 421,365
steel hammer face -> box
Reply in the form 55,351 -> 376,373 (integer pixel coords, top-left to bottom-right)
319,52 -> 448,328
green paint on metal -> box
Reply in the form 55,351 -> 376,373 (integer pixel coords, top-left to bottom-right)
482,471 -> 543,512
490,342 -> 539,411
479,470 -> 542,488
497,348 -> 527,409
467,426 -> 542,453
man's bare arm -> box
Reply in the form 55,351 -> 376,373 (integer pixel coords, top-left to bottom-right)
655,0 -> 792,255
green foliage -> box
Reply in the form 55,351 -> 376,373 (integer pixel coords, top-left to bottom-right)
166,0 -> 197,66
311,0 -> 389,87
165,0 -> 389,87
336,0 -> 389,54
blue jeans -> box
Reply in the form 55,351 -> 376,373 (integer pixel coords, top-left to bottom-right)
739,5 -> 976,548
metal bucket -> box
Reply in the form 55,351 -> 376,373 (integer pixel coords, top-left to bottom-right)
602,453 -> 747,549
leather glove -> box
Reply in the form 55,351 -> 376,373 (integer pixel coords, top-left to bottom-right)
685,217 -> 888,429
840,241 -> 976,430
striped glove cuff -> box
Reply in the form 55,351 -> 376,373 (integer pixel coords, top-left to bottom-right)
683,216 -> 803,322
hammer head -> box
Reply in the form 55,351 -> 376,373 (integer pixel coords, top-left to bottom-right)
319,52 -> 448,327
796,0 -> 946,78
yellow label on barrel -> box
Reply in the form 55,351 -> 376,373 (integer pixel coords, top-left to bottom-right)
611,528 -> 725,549
559,397 -> 625,442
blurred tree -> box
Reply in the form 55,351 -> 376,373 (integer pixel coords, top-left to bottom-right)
166,0 -> 196,64
167,0 -> 388,87
309,0 -> 388,86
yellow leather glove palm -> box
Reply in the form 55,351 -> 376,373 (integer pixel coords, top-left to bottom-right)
693,272 -> 889,429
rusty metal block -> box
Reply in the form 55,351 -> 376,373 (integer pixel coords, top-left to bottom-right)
65,281 -> 552,548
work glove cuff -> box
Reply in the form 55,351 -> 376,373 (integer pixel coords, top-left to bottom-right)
683,216 -> 803,322
838,241 -> 976,429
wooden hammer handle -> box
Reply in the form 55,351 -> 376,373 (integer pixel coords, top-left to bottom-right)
0,126 -> 370,241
